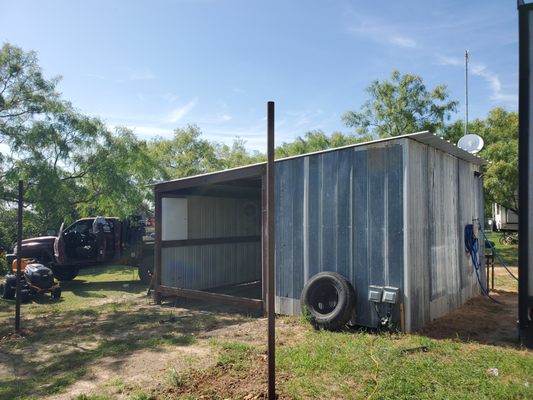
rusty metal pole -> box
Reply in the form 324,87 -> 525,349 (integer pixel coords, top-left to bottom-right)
15,180 -> 23,332
266,101 -> 276,399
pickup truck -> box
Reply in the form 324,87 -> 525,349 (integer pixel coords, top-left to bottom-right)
7,216 -> 154,283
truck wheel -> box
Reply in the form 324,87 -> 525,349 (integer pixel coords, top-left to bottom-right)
17,289 -> 30,303
1,281 -> 15,300
51,287 -> 62,299
53,268 -> 79,281
300,271 -> 356,331
138,264 -> 153,285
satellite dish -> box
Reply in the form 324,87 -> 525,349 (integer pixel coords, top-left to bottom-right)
457,134 -> 484,154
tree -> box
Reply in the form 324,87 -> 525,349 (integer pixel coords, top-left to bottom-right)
147,125 -> 221,181
443,108 -> 518,215
0,43 -> 61,141
215,138 -> 265,169
276,130 -> 371,158
73,127 -> 161,218
343,70 -> 458,138
0,43 -> 161,233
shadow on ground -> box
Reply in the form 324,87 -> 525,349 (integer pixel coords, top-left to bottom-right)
416,290 -> 519,347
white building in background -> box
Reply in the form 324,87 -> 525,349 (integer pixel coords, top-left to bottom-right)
492,203 -> 518,231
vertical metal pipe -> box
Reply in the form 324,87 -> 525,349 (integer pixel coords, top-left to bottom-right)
518,1 -> 533,348
154,190 -> 162,304
15,180 -> 23,332
492,261 -> 495,290
486,257 -> 490,293
465,50 -> 469,136
266,101 -> 276,399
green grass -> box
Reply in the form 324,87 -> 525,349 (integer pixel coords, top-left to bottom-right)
484,232 -> 518,266
0,265 -> 145,319
1,251 -> 530,400
215,340 -> 258,370
0,265 -> 205,400
276,328 -> 533,399
0,260 -> 248,400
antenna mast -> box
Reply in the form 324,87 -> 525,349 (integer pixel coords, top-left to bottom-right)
465,50 -> 469,136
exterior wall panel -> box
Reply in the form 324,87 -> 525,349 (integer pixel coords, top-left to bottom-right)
406,140 -> 482,330
275,142 -> 404,328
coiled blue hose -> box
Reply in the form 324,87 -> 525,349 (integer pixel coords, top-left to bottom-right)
464,224 -> 501,304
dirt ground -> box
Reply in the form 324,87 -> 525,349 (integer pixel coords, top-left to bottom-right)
418,267 -> 519,347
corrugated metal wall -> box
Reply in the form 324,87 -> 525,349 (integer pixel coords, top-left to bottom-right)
275,142 -> 404,327
187,196 -> 261,238
161,195 -> 262,290
405,140 -> 483,331
161,242 -> 261,289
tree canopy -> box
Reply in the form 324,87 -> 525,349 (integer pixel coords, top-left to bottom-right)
275,130 -> 372,158
443,108 -> 518,214
342,70 -> 458,138
0,43 -> 159,232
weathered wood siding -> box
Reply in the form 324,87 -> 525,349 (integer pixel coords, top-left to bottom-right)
275,142 -> 404,327
161,195 -> 262,289
404,140 -> 483,331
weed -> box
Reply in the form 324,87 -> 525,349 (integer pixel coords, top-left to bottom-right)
75,394 -> 112,400
300,304 -> 313,325
216,341 -> 256,370
130,391 -> 154,400
168,367 -> 184,387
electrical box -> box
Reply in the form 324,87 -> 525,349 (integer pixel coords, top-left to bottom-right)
382,286 -> 400,304
368,285 -> 383,303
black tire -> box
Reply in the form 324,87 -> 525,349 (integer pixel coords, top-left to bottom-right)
300,271 -> 356,331
51,286 -> 61,299
17,289 -> 30,303
53,268 -> 79,281
138,258 -> 154,285
1,281 -> 15,300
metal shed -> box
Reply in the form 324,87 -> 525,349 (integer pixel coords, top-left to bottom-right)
153,131 -> 487,332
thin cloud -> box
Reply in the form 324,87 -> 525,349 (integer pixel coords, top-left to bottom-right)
346,13 -> 417,49
437,55 -> 517,104
389,36 -> 417,48
127,70 -> 156,81
166,98 -> 198,123
86,67 -> 156,83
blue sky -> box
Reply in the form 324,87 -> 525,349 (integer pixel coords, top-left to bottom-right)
0,0 -> 519,151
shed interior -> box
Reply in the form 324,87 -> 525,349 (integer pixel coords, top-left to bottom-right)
158,173 -> 264,306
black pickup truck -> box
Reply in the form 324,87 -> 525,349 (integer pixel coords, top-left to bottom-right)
7,216 -> 154,283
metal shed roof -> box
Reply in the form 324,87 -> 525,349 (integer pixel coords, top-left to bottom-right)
154,131 -> 487,192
